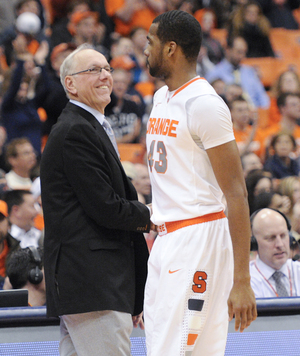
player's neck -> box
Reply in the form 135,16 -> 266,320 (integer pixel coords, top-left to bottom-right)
165,69 -> 197,92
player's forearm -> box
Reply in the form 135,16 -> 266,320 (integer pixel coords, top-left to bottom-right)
226,194 -> 252,283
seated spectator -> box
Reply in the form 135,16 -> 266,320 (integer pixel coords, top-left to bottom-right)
6,246 -> 46,306
105,0 -> 165,37
1,34 -> 50,154
249,208 -> 300,297
241,152 -> 263,178
105,68 -> 142,144
67,10 -> 109,59
256,0 -> 299,29
5,138 -> 37,190
50,0 -> 91,49
253,191 -> 291,215
264,132 -> 300,179
132,163 -> 151,204
246,168 -> 273,214
230,96 -> 266,158
4,189 -> 41,248
263,93 -> 300,156
228,1 -> 275,58
205,36 -> 270,108
268,70 -> 300,127
210,78 -> 226,99
110,36 -> 146,115
277,175 -> 300,220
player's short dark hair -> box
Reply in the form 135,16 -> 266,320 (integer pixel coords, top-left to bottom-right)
153,10 -> 202,62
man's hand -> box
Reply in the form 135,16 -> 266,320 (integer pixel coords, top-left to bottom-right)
132,312 -> 144,329
228,280 -> 257,332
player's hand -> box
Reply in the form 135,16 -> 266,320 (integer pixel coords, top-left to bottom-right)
132,312 -> 144,329
227,280 -> 257,332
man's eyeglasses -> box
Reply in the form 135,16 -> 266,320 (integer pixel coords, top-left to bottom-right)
69,67 -> 114,76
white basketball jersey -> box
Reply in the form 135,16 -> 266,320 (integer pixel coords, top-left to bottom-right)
146,77 -> 235,225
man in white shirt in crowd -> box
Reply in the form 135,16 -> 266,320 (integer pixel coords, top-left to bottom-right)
5,138 -> 37,190
4,189 -> 41,248
250,208 -> 300,298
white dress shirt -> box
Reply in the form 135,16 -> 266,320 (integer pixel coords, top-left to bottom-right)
10,224 -> 41,248
250,256 -> 300,298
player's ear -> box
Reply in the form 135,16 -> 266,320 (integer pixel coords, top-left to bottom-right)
167,41 -> 177,57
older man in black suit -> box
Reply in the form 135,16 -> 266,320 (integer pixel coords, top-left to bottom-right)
40,43 -> 152,355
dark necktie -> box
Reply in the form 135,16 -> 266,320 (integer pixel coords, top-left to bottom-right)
272,271 -> 289,297
102,118 -> 120,157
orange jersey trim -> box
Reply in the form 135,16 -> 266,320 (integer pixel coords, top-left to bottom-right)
171,77 -> 205,99
158,211 -> 226,235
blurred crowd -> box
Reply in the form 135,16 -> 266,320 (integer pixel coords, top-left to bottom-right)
0,0 -> 300,303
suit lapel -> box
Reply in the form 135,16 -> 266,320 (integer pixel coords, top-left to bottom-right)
67,103 -> 122,166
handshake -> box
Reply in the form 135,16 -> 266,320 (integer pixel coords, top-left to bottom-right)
147,203 -> 157,232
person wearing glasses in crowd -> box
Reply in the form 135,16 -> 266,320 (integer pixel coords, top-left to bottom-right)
40,43 -> 153,355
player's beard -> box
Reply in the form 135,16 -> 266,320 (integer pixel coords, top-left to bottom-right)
147,48 -> 166,79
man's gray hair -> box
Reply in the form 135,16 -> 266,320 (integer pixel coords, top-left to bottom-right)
60,43 -> 94,97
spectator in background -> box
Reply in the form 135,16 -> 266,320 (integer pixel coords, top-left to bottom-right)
41,42 -> 77,138
264,132 -> 300,179
67,10 -> 110,59
277,175 -> 300,220
5,138 -> 37,191
4,189 -> 41,249
241,151 -> 263,178
256,0 -> 299,29
50,0 -> 91,49
268,70 -> 300,127
105,68 -> 142,143
129,27 -> 149,84
132,163 -> 151,204
110,38 -> 147,117
263,93 -> 300,154
246,169 -> 273,214
205,36 -> 270,108
105,0 -> 165,37
1,34 -> 50,154
228,1 -> 275,58
6,247 -> 46,306
249,208 -> 300,297
200,10 -> 224,64
225,83 -> 247,103
253,191 -> 291,215
210,78 -> 226,99
230,96 -> 265,158
0,0 -> 47,67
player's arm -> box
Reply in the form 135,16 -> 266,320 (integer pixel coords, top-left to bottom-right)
206,139 -> 257,332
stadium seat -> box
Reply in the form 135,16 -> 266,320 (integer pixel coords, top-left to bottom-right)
117,143 -> 146,163
210,28 -> 228,48
241,57 -> 279,88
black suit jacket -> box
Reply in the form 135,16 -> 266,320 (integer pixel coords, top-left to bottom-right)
40,102 -> 150,317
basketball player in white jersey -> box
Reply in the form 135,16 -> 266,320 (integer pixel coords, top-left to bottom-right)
143,10 -> 257,356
